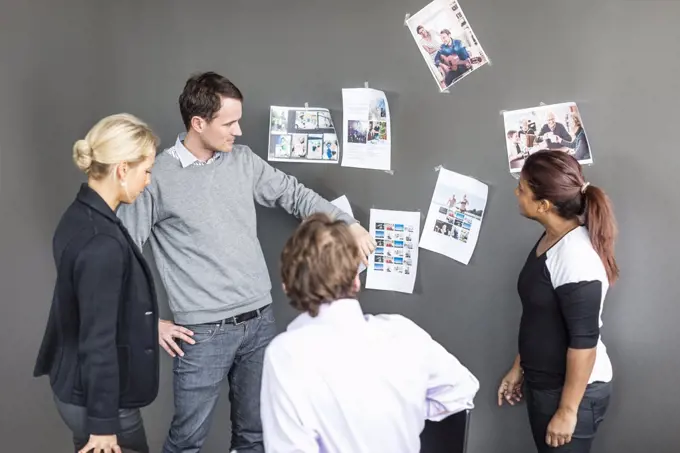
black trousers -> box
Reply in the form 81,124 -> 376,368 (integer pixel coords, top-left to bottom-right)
525,381 -> 611,453
53,395 -> 149,453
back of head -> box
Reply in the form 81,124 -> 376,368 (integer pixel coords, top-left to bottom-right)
521,151 -> 619,283
73,113 -> 158,179
280,214 -> 361,316
179,71 -> 243,130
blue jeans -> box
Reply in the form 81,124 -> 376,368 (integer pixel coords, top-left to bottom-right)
162,305 -> 277,453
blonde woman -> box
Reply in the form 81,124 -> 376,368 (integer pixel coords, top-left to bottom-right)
33,114 -> 160,453
556,114 -> 591,162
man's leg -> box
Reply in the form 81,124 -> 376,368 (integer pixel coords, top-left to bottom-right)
228,306 -> 278,453
163,322 -> 240,453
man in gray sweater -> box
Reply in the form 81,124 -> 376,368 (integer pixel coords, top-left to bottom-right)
117,72 -> 375,453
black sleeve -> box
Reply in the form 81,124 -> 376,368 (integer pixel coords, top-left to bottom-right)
73,235 -> 125,435
557,123 -> 572,143
555,280 -> 602,349
561,137 -> 577,149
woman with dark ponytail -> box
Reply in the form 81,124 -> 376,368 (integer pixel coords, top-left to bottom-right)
497,151 -> 618,453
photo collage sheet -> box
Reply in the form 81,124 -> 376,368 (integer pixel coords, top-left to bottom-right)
268,106 -> 340,163
420,168 -> 488,265
341,88 -> 392,171
406,0 -> 489,92
366,209 -> 420,294
502,102 -> 593,174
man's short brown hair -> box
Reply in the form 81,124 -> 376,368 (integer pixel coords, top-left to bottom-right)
179,71 -> 243,130
280,213 -> 361,317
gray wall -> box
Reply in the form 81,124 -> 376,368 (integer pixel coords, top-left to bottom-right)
2,0 -> 679,452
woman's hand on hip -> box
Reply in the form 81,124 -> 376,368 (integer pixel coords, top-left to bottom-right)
78,434 -> 121,453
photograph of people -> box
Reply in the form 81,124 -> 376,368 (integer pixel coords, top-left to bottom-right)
447,193 -> 457,208
369,97 -> 387,120
323,134 -> 339,161
406,0 -> 489,91
318,111 -> 334,128
554,113 -> 591,162
503,102 -> 593,173
296,111 -> 318,130
459,194 -> 469,212
415,25 -> 447,89
536,111 -> 572,150
348,120 -> 368,144
507,129 -> 528,170
270,108 -> 288,133
291,134 -> 307,158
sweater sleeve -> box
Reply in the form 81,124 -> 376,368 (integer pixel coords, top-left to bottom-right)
248,148 -> 356,224
73,235 -> 125,435
116,184 -> 158,248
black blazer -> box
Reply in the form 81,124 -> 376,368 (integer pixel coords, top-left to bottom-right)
34,184 -> 159,435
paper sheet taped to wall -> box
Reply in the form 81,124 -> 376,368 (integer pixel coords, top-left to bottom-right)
366,209 -> 420,293
406,0 -> 490,92
419,168 -> 487,265
502,102 -> 593,174
341,88 -> 391,171
268,106 -> 339,163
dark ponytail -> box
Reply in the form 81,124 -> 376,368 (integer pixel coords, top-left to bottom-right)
521,151 -> 619,284
582,184 -> 619,283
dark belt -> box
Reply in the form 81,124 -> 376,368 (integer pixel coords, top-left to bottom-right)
222,304 -> 270,326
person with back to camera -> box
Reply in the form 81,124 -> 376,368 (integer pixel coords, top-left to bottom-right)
260,213 -> 480,453
497,151 -> 618,452
33,114 -> 160,453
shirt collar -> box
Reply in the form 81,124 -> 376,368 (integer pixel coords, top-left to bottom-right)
287,298 -> 366,332
77,183 -> 121,225
174,133 -> 223,168
174,133 -> 201,168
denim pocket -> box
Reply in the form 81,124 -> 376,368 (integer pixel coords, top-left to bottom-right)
182,324 -> 220,345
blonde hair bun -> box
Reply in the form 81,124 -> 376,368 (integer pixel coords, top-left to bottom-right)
73,113 -> 158,179
73,139 -> 94,173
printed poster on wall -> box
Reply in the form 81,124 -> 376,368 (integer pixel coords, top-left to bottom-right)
268,106 -> 340,163
406,0 -> 489,92
366,209 -> 420,293
419,168 -> 487,265
502,101 -> 593,174
341,88 -> 392,171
